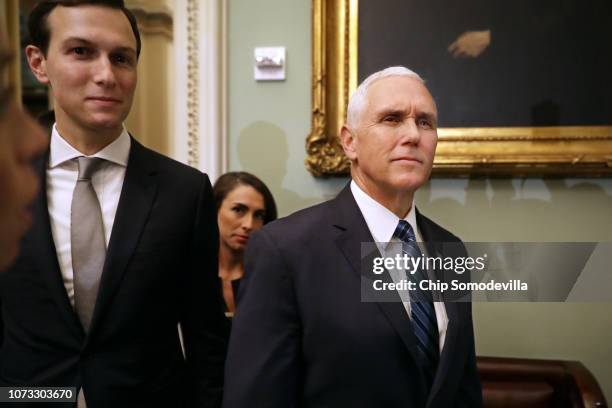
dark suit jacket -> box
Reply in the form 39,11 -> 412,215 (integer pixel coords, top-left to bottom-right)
223,184 -> 482,408
0,136 -> 229,407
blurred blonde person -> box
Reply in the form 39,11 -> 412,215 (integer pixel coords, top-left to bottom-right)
0,33 -> 47,270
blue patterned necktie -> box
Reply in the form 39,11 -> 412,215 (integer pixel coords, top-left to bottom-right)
393,220 -> 439,392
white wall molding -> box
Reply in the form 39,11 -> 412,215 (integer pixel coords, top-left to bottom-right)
173,0 -> 226,181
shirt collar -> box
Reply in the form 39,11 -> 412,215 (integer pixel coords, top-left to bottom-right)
49,123 -> 131,168
350,180 -> 419,243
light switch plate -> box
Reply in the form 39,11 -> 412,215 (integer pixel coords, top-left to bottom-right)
254,47 -> 286,81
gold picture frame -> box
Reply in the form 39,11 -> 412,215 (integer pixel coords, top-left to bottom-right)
305,0 -> 612,177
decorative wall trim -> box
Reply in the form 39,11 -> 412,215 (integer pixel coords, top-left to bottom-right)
186,0 -> 200,167
173,0 -> 225,180
220,0 -> 228,174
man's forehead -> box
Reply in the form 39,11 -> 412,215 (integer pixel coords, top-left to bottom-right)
47,5 -> 136,48
366,76 -> 437,113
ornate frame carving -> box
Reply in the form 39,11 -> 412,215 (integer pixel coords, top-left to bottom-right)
306,0 -> 612,177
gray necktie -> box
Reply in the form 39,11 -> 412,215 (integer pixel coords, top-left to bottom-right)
71,157 -> 106,333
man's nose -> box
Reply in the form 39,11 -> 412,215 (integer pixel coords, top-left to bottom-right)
399,119 -> 421,144
92,57 -> 117,88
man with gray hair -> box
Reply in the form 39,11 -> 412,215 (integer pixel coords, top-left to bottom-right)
224,66 -> 483,407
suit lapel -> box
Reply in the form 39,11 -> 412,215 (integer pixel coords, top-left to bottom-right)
332,185 -> 422,372
332,185 -> 370,278
428,303 -> 459,407
86,139 -> 158,339
31,152 -> 84,338
417,212 -> 461,407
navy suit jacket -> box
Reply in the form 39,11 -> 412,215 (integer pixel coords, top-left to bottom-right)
223,184 -> 482,408
0,136 -> 229,407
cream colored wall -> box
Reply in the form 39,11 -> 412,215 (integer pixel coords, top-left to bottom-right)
125,0 -> 174,156
228,0 -> 612,401
125,30 -> 173,155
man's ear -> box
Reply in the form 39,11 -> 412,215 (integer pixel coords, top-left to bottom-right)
339,124 -> 358,160
25,45 -> 50,85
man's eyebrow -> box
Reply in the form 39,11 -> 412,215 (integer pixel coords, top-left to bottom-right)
376,108 -> 405,118
62,37 -> 94,46
113,46 -> 137,56
418,111 -> 438,124
62,37 -> 137,55
375,108 -> 437,121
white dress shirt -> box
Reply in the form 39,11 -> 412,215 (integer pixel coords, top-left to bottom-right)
47,124 -> 131,306
350,180 -> 448,351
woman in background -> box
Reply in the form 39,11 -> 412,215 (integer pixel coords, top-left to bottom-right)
0,35 -> 47,271
213,172 -> 277,314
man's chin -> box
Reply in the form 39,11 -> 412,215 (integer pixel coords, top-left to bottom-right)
85,115 -> 126,131
392,175 -> 428,192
